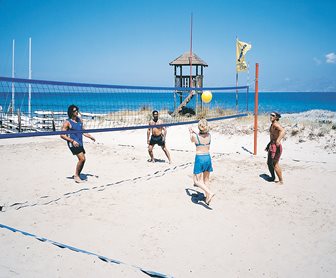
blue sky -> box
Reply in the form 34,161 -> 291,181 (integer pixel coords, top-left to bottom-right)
0,0 -> 336,91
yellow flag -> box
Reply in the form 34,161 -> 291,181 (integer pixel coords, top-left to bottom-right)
236,39 -> 252,72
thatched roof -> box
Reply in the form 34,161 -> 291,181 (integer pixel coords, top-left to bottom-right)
169,52 -> 208,66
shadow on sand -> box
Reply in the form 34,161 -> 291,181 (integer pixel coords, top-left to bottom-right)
185,188 -> 212,210
241,146 -> 253,155
66,173 -> 98,181
147,158 -> 166,163
259,173 -> 274,182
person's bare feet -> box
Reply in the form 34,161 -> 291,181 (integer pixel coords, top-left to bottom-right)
74,175 -> 83,183
205,193 -> 215,205
275,180 -> 284,185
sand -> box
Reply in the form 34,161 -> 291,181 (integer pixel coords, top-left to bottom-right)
0,111 -> 336,277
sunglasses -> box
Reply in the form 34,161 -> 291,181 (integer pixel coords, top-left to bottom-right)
270,114 -> 276,117
73,109 -> 78,112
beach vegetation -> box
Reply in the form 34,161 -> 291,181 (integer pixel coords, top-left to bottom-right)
291,128 -> 299,136
308,132 -> 316,140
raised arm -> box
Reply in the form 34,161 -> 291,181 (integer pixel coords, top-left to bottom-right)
189,127 -> 195,143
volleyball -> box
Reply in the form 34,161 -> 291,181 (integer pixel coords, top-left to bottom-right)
201,90 -> 212,103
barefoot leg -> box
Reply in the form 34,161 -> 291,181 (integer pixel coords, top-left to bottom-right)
274,162 -> 283,184
148,144 -> 155,162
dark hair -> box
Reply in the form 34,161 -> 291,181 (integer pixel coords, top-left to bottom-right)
152,110 -> 159,116
67,104 -> 79,118
271,111 -> 281,120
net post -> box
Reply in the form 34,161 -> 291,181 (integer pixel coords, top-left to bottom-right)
18,108 -> 21,132
253,63 -> 259,155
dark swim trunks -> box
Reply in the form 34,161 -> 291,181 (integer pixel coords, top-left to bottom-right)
150,135 -> 165,146
69,146 -> 86,155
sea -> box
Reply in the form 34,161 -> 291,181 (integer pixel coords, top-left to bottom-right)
1,91 -> 336,115
246,92 -> 336,114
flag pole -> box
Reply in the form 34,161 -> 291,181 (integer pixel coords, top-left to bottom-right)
28,37 -> 32,118
11,39 -> 15,114
253,63 -> 259,155
189,13 -> 193,88
236,72 -> 238,111
189,13 -> 197,113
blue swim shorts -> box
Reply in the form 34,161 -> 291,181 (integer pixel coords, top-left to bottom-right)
193,153 -> 213,174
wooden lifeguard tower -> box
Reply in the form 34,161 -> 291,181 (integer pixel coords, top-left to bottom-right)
169,52 -> 208,115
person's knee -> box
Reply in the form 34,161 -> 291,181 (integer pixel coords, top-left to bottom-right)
78,156 -> 86,163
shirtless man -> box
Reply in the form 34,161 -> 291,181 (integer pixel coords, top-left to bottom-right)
147,110 -> 171,163
265,112 -> 285,184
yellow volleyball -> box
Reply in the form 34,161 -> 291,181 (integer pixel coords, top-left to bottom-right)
201,90 -> 212,103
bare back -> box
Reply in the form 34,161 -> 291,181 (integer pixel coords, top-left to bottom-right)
192,133 -> 211,154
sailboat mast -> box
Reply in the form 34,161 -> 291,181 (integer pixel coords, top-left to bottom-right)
28,37 -> 32,117
189,13 -> 193,88
11,39 -> 15,113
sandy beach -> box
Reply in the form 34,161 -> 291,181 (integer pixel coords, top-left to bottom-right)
1,110 -> 336,277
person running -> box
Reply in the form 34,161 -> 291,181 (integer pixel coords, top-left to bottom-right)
147,110 -> 172,163
189,119 -> 215,205
265,112 -> 285,184
61,104 -> 95,183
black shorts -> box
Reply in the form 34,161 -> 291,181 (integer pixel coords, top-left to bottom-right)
69,146 -> 86,155
150,135 -> 165,146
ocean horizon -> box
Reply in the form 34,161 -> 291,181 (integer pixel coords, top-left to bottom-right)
247,91 -> 336,114
1,91 -> 335,116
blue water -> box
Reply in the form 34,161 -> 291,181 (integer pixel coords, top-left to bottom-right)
247,92 -> 336,113
1,91 -> 335,115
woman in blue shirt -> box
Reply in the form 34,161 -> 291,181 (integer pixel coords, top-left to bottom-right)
61,104 -> 95,183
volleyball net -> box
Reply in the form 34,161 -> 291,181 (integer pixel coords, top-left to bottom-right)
0,77 -> 249,139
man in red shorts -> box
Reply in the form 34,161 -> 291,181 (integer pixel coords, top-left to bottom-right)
265,112 -> 285,184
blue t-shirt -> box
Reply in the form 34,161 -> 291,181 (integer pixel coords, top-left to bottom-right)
67,118 -> 83,147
